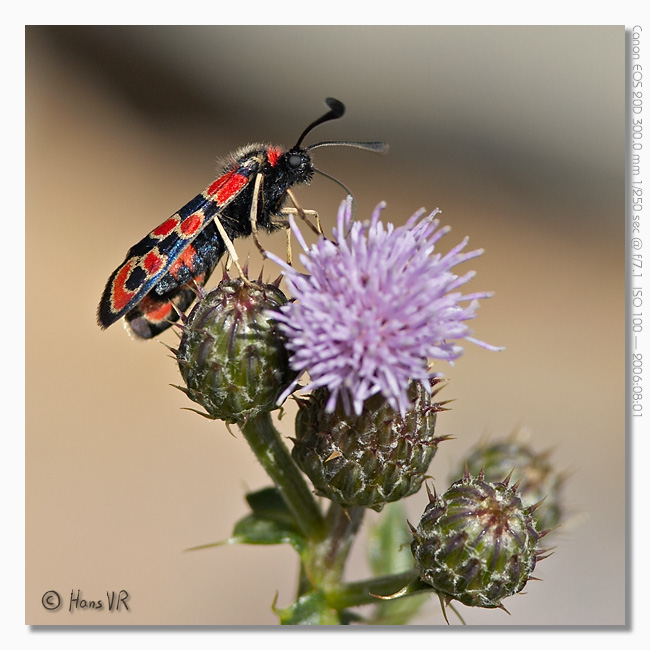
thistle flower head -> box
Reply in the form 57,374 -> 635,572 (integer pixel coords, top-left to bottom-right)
269,199 -> 500,415
457,436 -> 566,532
175,277 -> 296,424
292,380 -> 450,511
411,473 -> 543,609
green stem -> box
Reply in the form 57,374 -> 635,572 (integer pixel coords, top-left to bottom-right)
296,564 -> 311,597
239,411 -> 393,624
240,411 -> 326,540
327,569 -> 420,610
315,503 -> 365,587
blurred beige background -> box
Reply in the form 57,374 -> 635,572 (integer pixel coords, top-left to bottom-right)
26,25 -> 624,625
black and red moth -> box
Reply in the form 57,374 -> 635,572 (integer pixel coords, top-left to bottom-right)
97,98 -> 387,339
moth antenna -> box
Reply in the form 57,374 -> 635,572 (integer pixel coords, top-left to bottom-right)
294,97 -> 346,149
313,168 -> 358,218
314,167 -> 354,198
306,140 -> 389,155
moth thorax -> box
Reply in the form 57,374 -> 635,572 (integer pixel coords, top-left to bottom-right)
221,143 -> 278,172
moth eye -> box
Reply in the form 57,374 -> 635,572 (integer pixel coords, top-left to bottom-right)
288,154 -> 302,168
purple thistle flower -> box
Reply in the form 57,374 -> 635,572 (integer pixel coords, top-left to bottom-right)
268,199 -> 501,415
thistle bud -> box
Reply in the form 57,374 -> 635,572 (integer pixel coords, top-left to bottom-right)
292,380 -> 449,511
458,439 -> 564,531
411,473 -> 543,609
176,277 -> 295,423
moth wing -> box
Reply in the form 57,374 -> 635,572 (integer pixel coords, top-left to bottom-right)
125,267 -> 215,339
97,167 -> 255,330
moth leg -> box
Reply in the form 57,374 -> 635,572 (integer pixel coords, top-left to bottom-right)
249,172 -> 267,258
273,208 -> 321,235
286,188 -> 323,234
268,190 -> 321,265
285,227 -> 293,266
271,204 -> 320,265
212,213 -> 247,280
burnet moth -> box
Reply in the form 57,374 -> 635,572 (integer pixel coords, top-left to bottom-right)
97,98 -> 388,339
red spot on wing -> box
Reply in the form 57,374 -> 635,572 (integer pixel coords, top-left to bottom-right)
207,171 -> 249,204
169,244 -> 197,278
152,215 -> 180,237
111,259 -> 137,312
180,212 -> 203,237
216,173 -> 248,203
138,296 -> 174,324
143,250 -> 165,276
207,172 -> 234,198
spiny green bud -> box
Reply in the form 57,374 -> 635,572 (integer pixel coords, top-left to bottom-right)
457,438 -> 565,531
292,380 -> 450,512
411,472 -> 548,609
175,277 -> 295,424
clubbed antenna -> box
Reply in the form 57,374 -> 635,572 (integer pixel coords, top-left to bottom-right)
294,97 -> 346,149
294,97 -> 389,156
307,140 -> 389,155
